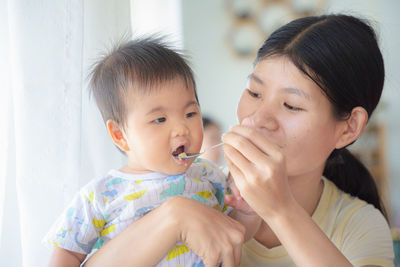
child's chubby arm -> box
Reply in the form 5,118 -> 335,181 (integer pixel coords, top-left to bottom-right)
48,247 -> 86,267
226,177 -> 262,242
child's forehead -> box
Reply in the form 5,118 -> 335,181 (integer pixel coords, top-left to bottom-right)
124,80 -> 197,107
137,76 -> 192,90
127,78 -> 194,97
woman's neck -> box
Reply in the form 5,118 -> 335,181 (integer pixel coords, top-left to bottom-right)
290,174 -> 324,216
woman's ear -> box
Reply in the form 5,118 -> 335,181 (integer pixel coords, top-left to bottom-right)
106,119 -> 130,152
335,106 -> 368,149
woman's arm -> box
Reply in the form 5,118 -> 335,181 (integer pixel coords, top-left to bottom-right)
222,125 -> 353,267
266,201 -> 352,266
85,196 -> 246,267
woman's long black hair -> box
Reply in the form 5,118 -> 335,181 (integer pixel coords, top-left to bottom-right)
255,14 -> 387,218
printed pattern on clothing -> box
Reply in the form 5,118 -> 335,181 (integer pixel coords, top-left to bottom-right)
43,158 -> 230,266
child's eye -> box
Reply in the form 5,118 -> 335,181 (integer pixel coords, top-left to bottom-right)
284,103 -> 303,111
186,112 -> 197,118
153,117 -> 166,123
246,89 -> 261,98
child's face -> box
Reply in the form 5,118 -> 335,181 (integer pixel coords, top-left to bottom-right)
122,78 -> 203,174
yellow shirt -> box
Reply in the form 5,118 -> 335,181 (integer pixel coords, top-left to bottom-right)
240,177 -> 394,267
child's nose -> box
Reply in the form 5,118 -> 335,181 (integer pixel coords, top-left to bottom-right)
172,121 -> 190,137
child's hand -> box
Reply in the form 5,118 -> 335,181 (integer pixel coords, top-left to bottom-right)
225,179 -> 256,215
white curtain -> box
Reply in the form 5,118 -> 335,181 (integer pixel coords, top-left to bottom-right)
0,0 -> 131,266
130,0 -> 183,48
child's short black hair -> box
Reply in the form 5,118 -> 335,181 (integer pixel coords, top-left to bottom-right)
89,35 -> 197,127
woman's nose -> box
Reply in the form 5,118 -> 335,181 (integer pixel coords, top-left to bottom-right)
242,108 -> 279,132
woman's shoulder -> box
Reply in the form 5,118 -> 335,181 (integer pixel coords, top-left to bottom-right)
319,177 -> 391,243
321,178 -> 394,266
322,177 -> 379,218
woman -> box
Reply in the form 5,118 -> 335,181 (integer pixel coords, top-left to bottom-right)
80,14 -> 394,267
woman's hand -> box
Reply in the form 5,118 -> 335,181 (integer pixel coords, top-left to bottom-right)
222,125 -> 354,267
225,179 -> 262,242
86,196 -> 245,267
222,125 -> 295,219
170,196 -> 246,267
224,178 -> 255,215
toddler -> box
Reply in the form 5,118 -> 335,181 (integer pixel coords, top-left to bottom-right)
43,36 -> 257,266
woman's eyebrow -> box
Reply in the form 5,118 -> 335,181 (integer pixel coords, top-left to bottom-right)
249,73 -> 310,100
248,73 -> 264,85
281,87 -> 310,100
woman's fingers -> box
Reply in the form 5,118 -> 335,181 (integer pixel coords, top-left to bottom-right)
222,131 -> 265,167
233,125 -> 282,154
224,153 -> 244,183
203,253 -> 220,267
220,251 -> 235,267
222,132 -> 272,170
224,125 -> 283,161
227,177 -> 241,198
219,244 -> 238,267
222,125 -> 291,218
170,197 -> 244,267
224,142 -> 269,185
233,238 -> 242,266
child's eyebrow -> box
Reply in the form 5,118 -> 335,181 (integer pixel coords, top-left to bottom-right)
146,107 -> 164,115
186,100 -> 199,108
146,100 -> 199,115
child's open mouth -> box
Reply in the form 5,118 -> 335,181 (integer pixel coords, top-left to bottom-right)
172,145 -> 185,157
172,145 -> 191,162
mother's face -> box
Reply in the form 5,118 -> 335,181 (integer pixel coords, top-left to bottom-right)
237,56 -> 346,179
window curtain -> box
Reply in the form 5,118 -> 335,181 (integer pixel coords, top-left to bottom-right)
0,0 -> 131,266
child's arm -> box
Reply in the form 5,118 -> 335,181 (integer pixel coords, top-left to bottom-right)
225,178 -> 262,242
48,247 -> 86,267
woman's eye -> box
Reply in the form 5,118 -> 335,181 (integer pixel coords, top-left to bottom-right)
247,89 -> 261,98
186,112 -> 197,118
153,117 -> 166,123
284,103 -> 302,111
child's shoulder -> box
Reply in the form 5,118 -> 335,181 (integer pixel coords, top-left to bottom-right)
80,170 -> 130,195
78,170 -> 142,207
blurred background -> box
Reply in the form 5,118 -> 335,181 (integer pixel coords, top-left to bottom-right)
0,0 -> 399,266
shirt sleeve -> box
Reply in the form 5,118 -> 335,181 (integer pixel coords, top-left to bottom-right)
42,182 -> 105,255
340,204 -> 394,267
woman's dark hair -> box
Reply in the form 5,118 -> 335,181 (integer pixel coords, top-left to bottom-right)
89,35 -> 197,127
255,14 -> 386,218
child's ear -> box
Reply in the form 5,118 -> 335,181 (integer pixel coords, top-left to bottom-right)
106,119 -> 130,152
335,106 -> 368,149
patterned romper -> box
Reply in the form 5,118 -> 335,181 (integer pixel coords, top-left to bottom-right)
43,158 -> 230,267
